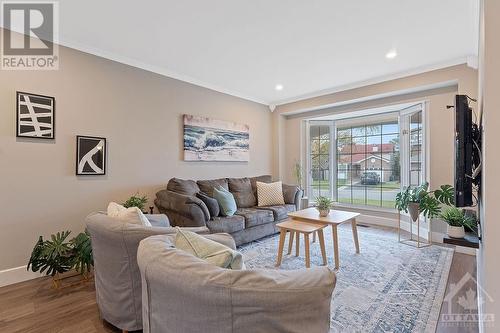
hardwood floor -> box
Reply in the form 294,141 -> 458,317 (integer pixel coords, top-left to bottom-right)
0,242 -> 478,333
0,276 -> 120,333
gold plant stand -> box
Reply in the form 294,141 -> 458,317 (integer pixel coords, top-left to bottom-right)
398,211 -> 432,248
52,270 -> 93,289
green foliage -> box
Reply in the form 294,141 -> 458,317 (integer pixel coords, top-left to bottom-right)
395,182 -> 454,219
293,162 -> 303,189
316,196 -> 334,210
27,231 -> 93,276
70,231 -> 93,275
440,206 -> 477,229
123,193 -> 148,211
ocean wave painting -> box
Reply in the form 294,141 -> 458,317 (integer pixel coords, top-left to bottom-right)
183,114 -> 250,161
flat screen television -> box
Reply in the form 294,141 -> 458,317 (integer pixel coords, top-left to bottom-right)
454,94 -> 473,207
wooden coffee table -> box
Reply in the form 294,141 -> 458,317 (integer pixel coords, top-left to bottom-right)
275,220 -> 327,268
287,208 -> 361,269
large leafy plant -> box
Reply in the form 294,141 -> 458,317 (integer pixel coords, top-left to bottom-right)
27,230 -> 93,276
395,182 -> 454,219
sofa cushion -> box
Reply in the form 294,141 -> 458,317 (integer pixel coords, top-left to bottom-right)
256,181 -> 285,207
197,178 -> 229,197
107,202 -> 152,227
196,192 -> 220,218
257,204 -> 296,221
206,215 -> 245,234
167,178 -> 200,196
235,208 -> 274,228
175,229 -> 243,269
213,186 -> 237,217
228,178 -> 256,208
250,175 -> 272,197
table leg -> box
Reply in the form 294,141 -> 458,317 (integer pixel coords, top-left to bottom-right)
332,225 -> 339,269
287,231 -> 294,255
318,228 -> 327,265
304,233 -> 310,268
276,229 -> 286,267
295,231 -> 300,257
351,218 -> 360,254
313,230 -> 317,243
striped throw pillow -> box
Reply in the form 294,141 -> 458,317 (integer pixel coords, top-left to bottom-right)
256,181 -> 285,206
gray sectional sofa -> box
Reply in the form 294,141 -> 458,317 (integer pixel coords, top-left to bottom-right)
155,175 -> 302,246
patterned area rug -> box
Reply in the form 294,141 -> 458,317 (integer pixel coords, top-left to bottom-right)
239,224 -> 454,333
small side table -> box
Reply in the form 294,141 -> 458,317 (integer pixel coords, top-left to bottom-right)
276,220 -> 327,268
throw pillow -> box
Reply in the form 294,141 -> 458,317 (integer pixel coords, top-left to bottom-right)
175,228 -> 243,269
107,202 -> 152,227
213,186 -> 237,217
196,192 -> 220,218
256,181 -> 285,206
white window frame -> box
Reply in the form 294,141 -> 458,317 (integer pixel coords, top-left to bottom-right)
304,102 -> 427,213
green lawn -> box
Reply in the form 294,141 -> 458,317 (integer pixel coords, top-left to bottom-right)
338,197 -> 396,208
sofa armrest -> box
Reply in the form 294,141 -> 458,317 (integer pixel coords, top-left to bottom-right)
282,184 -> 303,209
155,190 -> 210,227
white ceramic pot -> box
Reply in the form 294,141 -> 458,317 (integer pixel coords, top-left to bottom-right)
318,208 -> 330,217
447,225 -> 465,238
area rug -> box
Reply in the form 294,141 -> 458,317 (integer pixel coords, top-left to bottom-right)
239,224 -> 454,333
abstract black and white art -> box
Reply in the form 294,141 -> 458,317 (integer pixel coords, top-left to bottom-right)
183,114 -> 249,161
16,92 -> 55,139
76,136 -> 106,175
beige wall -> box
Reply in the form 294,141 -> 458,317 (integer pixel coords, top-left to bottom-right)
478,0 -> 500,330
0,31 -> 272,271
273,64 -> 478,233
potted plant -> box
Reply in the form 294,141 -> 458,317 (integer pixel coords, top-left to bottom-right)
293,161 -> 303,191
395,182 -> 454,221
440,206 -> 477,238
123,193 -> 148,213
27,230 -> 93,288
315,196 -> 333,217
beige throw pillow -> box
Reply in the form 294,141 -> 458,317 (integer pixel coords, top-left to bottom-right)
256,181 -> 285,206
175,228 -> 243,270
107,202 -> 151,227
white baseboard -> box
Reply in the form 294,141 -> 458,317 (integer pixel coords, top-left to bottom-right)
357,214 -> 477,256
0,266 -> 42,288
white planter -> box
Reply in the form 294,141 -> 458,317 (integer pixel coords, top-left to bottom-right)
318,208 -> 330,217
447,225 -> 465,238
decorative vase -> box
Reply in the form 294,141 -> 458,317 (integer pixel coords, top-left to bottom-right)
408,202 -> 420,222
447,225 -> 465,238
318,208 -> 330,217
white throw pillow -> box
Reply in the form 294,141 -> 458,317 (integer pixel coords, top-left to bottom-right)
256,181 -> 285,206
175,228 -> 243,269
107,202 -> 151,227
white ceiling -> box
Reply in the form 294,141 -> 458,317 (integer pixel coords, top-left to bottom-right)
54,1 -> 478,105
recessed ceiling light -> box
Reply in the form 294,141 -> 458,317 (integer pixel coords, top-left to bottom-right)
386,50 -> 397,59
275,84 -> 284,91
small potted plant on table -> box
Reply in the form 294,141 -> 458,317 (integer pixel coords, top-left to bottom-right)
123,193 -> 149,214
440,206 -> 477,238
315,196 -> 334,217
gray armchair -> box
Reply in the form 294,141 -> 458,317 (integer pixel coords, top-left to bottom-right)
138,234 -> 336,333
86,212 -> 209,332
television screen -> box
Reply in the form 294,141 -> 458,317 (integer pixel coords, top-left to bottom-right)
454,94 -> 473,207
